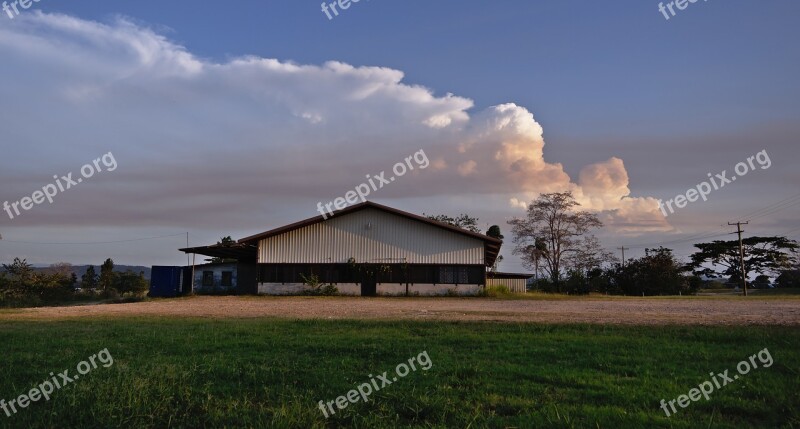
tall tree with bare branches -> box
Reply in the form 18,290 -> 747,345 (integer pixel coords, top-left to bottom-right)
508,192 -> 604,291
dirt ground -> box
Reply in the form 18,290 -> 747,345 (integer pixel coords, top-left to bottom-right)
2,295 -> 800,325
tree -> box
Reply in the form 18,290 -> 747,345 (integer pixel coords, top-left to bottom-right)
688,236 -> 798,281
562,237 -> 616,295
209,236 -> 237,264
752,275 -> 771,289
525,237 -> 548,281
81,266 -> 99,290
34,271 -> 72,300
486,225 -> 505,272
0,258 -> 74,301
775,255 -> 800,289
99,258 -> 116,292
46,263 -> 75,290
0,272 -> 10,301
564,235 -> 616,277
508,192 -> 604,291
2,258 -> 35,294
611,247 -> 695,296
425,214 -> 481,234
486,225 -> 504,240
114,270 -> 148,295
776,269 -> 800,288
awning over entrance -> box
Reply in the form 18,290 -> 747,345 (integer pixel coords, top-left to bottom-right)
179,243 -> 258,264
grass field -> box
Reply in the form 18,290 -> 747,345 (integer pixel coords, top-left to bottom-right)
0,318 -> 798,428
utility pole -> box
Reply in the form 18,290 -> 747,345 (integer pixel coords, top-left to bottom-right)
617,246 -> 629,268
728,221 -> 749,296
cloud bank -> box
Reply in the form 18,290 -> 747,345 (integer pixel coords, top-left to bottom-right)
0,12 -> 669,233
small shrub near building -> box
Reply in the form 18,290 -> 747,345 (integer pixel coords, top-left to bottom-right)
300,274 -> 339,296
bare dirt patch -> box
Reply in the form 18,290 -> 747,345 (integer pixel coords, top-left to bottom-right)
2,296 -> 799,325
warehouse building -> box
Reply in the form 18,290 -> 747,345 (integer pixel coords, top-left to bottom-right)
177,202 -> 503,296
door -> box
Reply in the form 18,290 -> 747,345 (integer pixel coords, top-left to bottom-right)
361,274 -> 377,297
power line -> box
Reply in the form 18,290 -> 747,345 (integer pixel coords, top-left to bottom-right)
781,226 -> 800,237
747,199 -> 800,222
737,193 -> 800,221
623,193 -> 800,250
0,233 -> 188,245
625,229 -> 732,249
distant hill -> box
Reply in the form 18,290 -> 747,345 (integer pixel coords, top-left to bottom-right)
23,265 -> 152,280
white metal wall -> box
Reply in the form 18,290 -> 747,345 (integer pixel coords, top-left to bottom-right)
487,278 -> 527,293
259,208 -> 485,265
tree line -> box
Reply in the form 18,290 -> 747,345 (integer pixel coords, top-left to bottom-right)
431,191 -> 799,295
509,192 -> 798,295
0,257 -> 148,307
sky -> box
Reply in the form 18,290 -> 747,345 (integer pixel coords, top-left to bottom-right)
0,0 -> 798,271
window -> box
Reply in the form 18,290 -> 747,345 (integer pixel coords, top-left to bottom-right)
320,265 -> 340,283
439,267 -> 455,284
458,267 -> 469,284
221,271 -> 233,287
436,266 -> 483,284
408,265 -> 435,283
202,271 -> 214,287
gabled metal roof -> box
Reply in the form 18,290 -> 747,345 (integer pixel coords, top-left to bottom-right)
238,202 -> 502,267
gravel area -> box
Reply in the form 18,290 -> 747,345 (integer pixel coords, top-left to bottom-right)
2,296 -> 799,325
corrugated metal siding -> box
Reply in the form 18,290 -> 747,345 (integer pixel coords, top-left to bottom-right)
487,278 -> 527,293
259,208 -> 485,264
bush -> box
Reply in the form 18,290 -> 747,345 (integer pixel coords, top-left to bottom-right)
0,294 -> 43,308
114,270 -> 149,295
101,288 -> 121,300
300,286 -> 339,296
752,275 -> 772,289
608,247 -> 695,296
480,285 -> 511,297
527,278 -> 558,293
320,284 -> 339,296
565,270 -> 591,295
704,280 -> 729,289
777,270 -> 800,288
109,295 -> 148,304
299,274 -> 339,296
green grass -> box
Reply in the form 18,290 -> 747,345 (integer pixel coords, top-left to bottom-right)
0,319 -> 798,428
698,288 -> 800,296
750,288 -> 800,296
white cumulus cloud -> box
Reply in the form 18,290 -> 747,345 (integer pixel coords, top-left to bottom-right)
0,12 -> 669,234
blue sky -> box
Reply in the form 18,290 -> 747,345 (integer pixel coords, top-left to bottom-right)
45,1 -> 799,132
1,0 -> 798,270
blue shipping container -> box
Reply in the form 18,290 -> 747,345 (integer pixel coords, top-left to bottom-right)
149,266 -> 184,297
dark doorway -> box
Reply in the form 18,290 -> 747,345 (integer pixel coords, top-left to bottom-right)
361,275 -> 377,297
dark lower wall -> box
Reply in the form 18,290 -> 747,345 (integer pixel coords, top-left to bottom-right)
236,264 -> 258,295
257,263 -> 486,286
